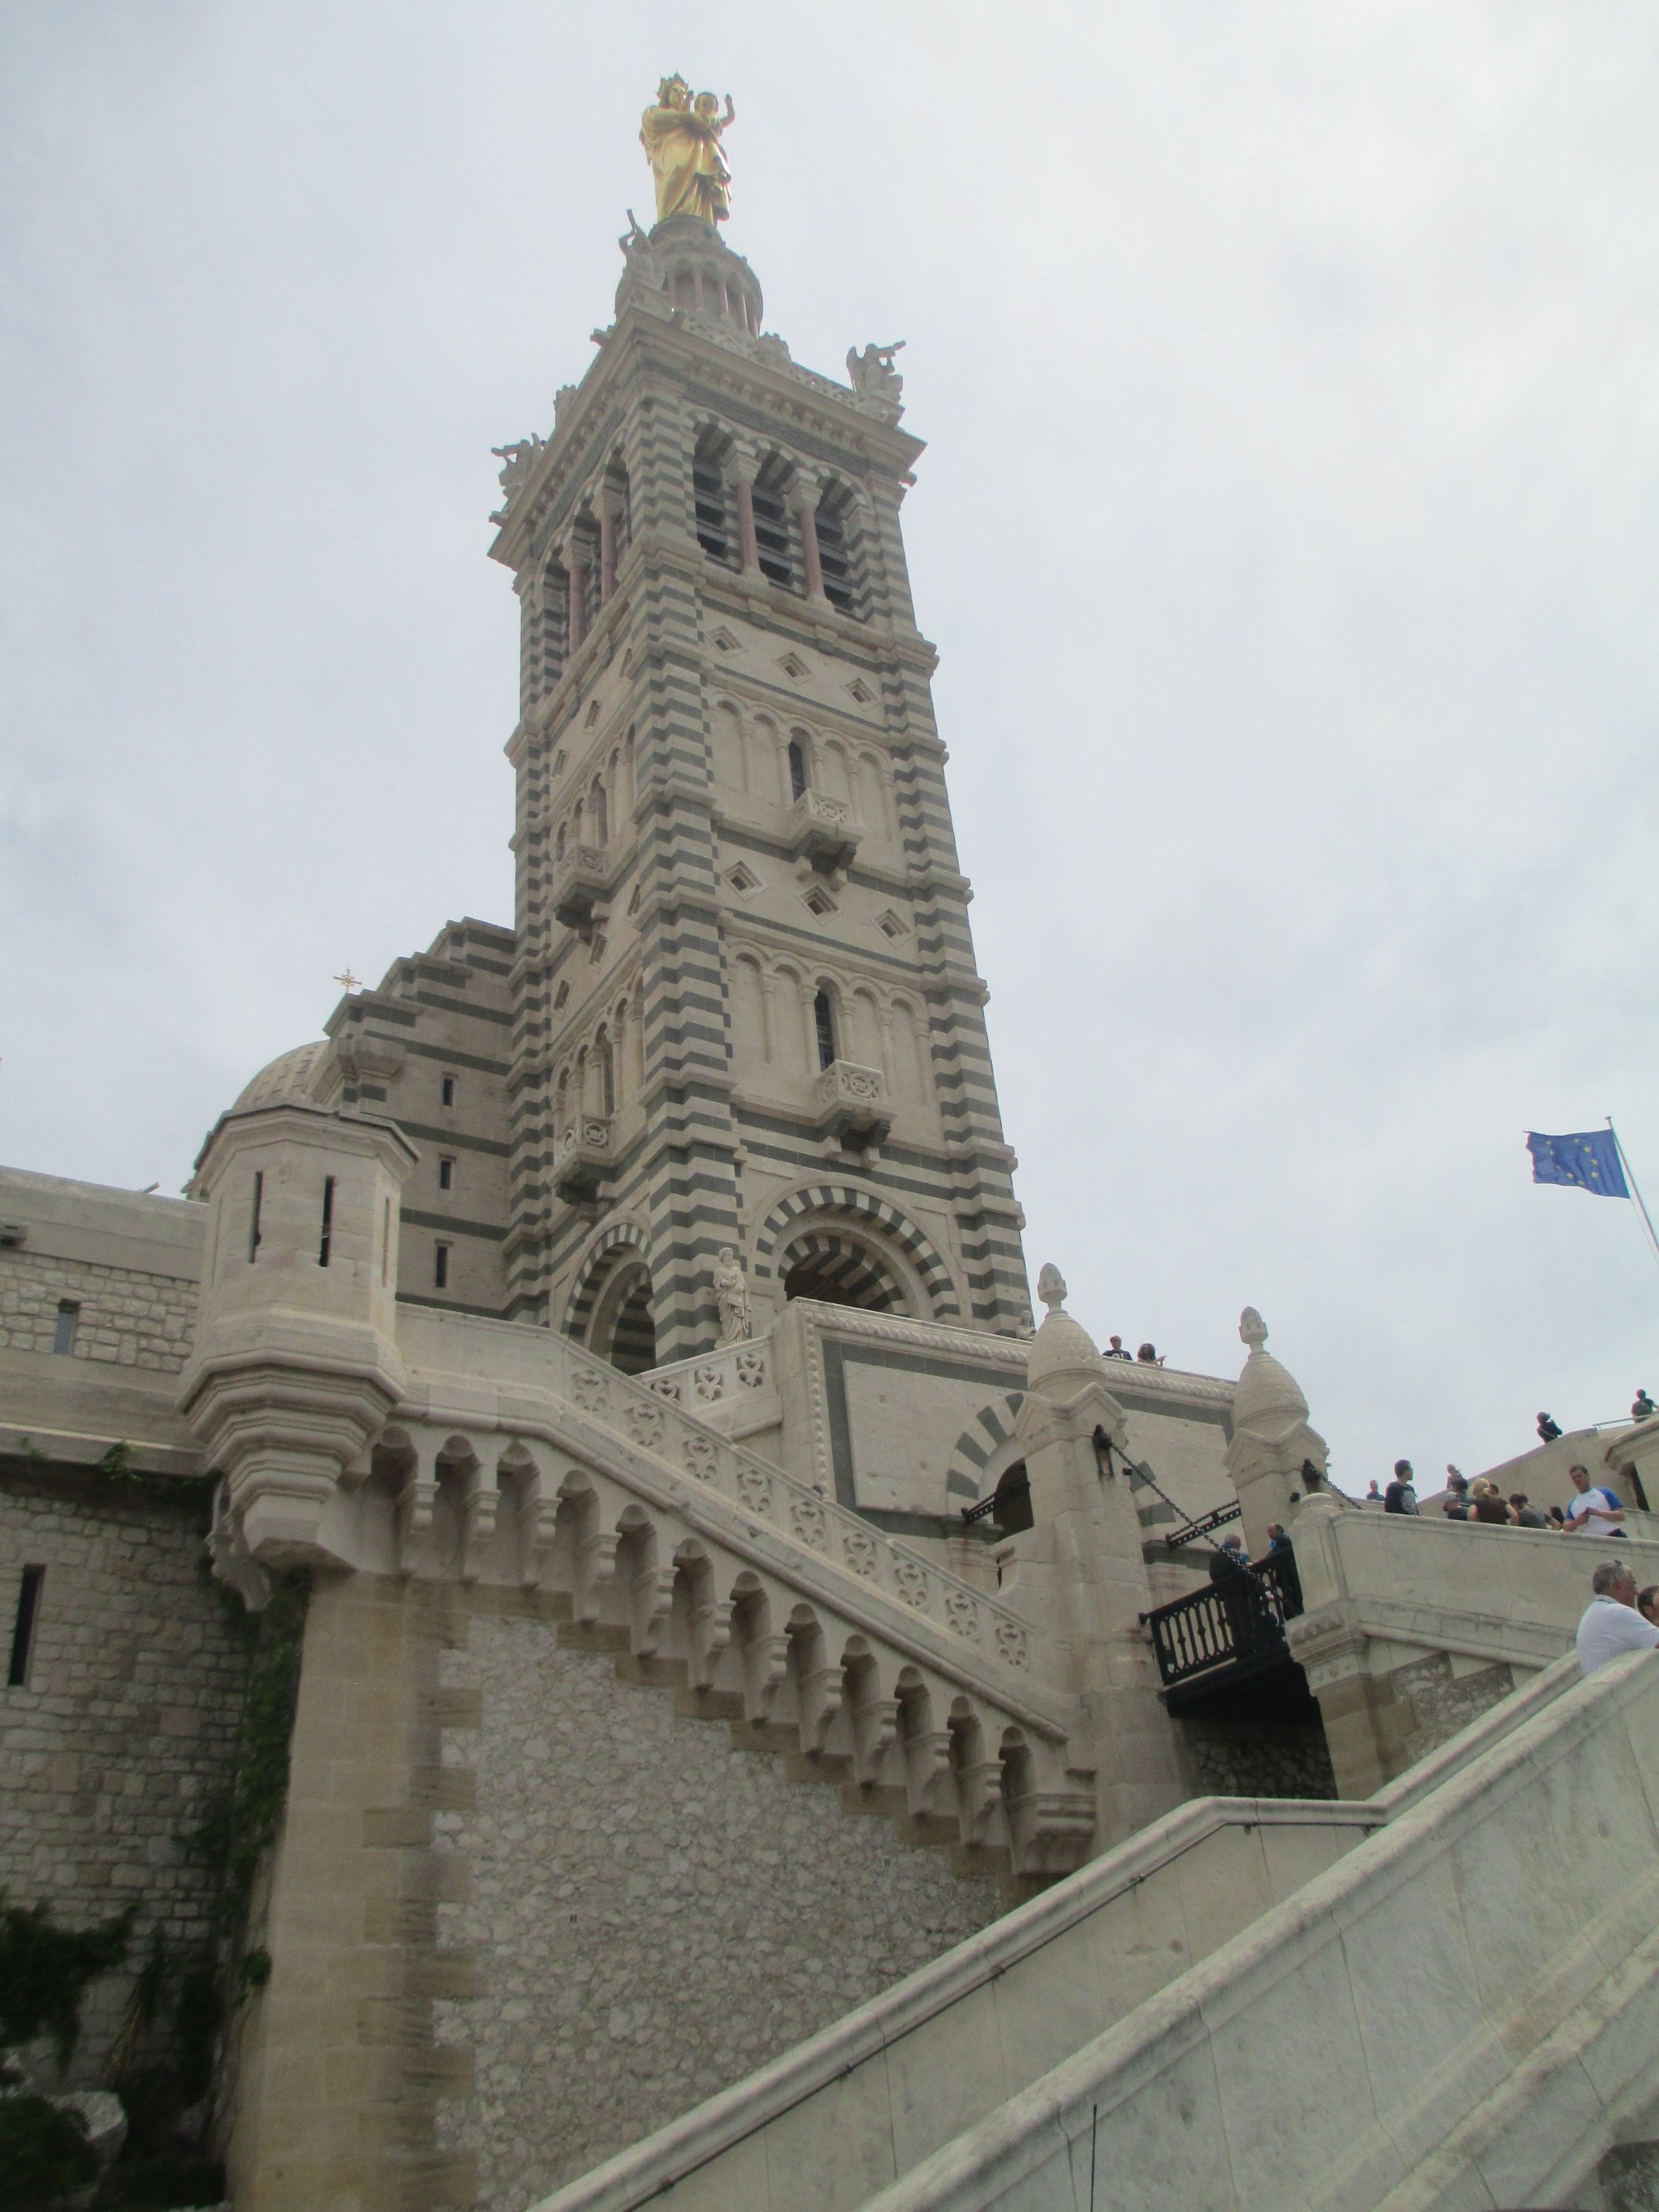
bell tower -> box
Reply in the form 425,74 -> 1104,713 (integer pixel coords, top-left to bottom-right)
487,95 -> 1030,1366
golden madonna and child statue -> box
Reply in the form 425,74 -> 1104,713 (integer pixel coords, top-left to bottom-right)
640,75 -> 735,227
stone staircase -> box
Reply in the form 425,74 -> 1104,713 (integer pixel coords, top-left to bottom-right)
388,1307 -> 1097,1883
523,1647 -> 1659,2212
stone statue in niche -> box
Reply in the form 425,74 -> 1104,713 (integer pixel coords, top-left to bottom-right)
713,1246 -> 752,1346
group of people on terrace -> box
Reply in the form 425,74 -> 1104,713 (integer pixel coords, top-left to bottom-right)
1363,1457 -> 1632,1535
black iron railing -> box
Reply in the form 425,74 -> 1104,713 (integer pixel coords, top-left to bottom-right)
1146,1548 -> 1305,1691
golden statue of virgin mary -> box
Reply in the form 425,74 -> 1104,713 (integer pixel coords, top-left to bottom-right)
640,75 -> 735,227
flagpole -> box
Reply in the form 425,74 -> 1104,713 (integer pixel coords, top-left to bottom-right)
1608,1118 -> 1659,1278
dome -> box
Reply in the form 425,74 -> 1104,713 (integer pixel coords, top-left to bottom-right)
1231,1308 -> 1311,1435
231,1042 -> 331,1114
1025,1263 -> 1103,1392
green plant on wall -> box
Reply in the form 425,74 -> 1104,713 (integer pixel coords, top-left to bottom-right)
196,1567 -> 310,1937
0,1889 -> 134,2208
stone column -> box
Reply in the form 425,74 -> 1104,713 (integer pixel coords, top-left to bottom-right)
567,542 -> 590,655
1011,1264 -> 1187,1849
733,469 -> 760,575
796,490 -> 826,599
1285,1490 -> 1417,1798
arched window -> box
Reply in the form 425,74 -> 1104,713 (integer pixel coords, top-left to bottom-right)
596,1029 -> 615,1115
555,821 -> 567,861
788,738 -> 809,801
813,989 -> 837,1072
572,512 -> 602,631
693,428 -> 732,565
815,485 -> 860,616
530,557 -> 569,704
752,456 -> 796,590
589,776 -> 608,846
603,457 -> 631,563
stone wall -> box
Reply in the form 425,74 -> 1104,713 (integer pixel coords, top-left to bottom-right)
1178,1712 -> 1338,1800
0,1248 -> 198,1373
0,1463 -> 249,2084
433,1594 -> 1004,2212
1393,1650 -> 1520,1769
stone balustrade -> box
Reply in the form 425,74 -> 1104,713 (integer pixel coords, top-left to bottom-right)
783,790 -> 862,872
387,1306 -> 1095,1877
551,841 -> 621,929
813,1060 -> 891,1147
645,1335 -> 773,1413
552,1116 -> 613,1202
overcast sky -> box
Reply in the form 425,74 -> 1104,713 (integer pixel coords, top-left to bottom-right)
3,3 -> 1657,1491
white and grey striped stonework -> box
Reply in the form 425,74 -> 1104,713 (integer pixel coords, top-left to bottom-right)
485,223 -> 1033,1362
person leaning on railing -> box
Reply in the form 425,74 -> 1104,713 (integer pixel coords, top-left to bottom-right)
1577,1559 -> 1659,1675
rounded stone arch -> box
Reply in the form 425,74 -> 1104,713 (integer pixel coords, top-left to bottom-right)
946,1393 -> 1027,1507
563,1219 -> 658,1376
751,1183 -> 962,1321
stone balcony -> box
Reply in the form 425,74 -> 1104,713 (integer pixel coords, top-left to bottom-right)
552,1115 -> 613,1202
785,791 -> 862,874
551,841 -> 621,930
814,1060 -> 891,1148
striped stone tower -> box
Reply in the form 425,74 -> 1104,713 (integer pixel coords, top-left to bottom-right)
487,203 -> 1030,1368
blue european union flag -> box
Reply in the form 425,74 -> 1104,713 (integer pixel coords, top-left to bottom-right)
1526,1128 -> 1629,1199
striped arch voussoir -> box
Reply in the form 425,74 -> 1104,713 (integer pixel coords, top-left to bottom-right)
564,1219 -> 651,1339
945,1392 -> 1027,1504
751,1185 -> 961,1319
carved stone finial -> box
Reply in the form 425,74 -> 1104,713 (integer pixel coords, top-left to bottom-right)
1037,1263 -> 1067,1313
1239,1305 -> 1268,1352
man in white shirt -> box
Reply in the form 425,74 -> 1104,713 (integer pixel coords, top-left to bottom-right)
1564,1462 -> 1627,1536
1576,1561 -> 1659,1676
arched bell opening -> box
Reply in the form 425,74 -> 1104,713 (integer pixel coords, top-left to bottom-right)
780,1228 -> 909,1316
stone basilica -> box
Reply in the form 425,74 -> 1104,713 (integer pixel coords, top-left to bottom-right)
5,82 -> 1659,2212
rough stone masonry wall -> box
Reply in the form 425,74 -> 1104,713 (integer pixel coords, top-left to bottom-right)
0,1464 -> 250,2085
433,1595 -> 1004,2212
1393,1649 -> 1520,1769
0,1248 -> 198,1372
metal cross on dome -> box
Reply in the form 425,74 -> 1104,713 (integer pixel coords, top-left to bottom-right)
333,968 -> 362,994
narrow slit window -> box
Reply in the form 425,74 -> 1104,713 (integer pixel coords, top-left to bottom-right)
319,1175 -> 335,1267
814,990 -> 837,1072
438,1157 -> 455,1192
51,1301 -> 80,1356
441,1074 -> 456,1108
434,1244 -> 450,1291
8,1566 -> 45,1688
248,1171 -> 264,1262
381,1197 -> 391,1285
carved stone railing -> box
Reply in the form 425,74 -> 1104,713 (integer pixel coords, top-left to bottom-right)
551,841 -> 620,929
393,1305 -> 1059,1726
644,1336 -> 772,1412
552,1117 -> 611,1202
784,791 -> 861,872
814,1060 -> 890,1147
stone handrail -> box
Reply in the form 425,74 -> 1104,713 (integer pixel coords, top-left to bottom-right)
523,1795 -> 1385,2212
394,1306 -> 1059,1726
856,1647 -> 1658,2212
